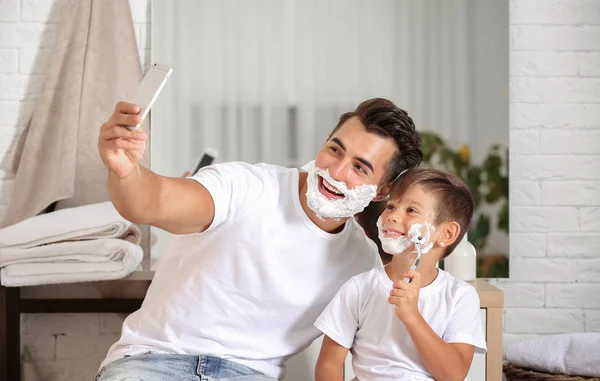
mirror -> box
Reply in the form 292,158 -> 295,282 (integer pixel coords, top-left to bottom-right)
150,0 -> 509,279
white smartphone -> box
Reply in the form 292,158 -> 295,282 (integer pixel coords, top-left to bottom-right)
192,147 -> 218,174
126,62 -> 173,130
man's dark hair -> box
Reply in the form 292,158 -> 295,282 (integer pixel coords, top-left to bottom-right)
389,168 -> 474,258
332,98 -> 423,183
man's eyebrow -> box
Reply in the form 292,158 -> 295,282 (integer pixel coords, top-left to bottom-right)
330,137 -> 374,174
331,137 -> 346,151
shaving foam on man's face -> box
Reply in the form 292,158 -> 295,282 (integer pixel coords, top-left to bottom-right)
303,160 -> 378,220
377,216 -> 436,255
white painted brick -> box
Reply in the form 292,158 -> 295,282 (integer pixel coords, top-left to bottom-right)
0,73 -> 44,100
56,334 -> 119,360
510,78 -> 543,103
541,130 -> 600,154
130,0 -> 151,23
0,125 -> 18,147
0,101 -> 19,126
511,26 -> 600,51
22,314 -> 100,336
584,310 -> 600,331
578,156 -> 600,179
577,258 -> 600,282
584,0 -> 600,25
546,284 -> 600,308
542,78 -> 600,103
510,129 -> 539,154
547,233 -> 600,257
581,207 -> 600,231
510,233 -> 547,257
505,308 -> 584,333
510,0 -> 584,25
584,104 -> 600,126
542,181 -> 600,206
22,0 -> 66,23
19,48 -> 51,74
494,282 -> 545,307
577,256 -> 600,280
0,0 -> 19,22
511,207 -> 579,232
33,358 -> 104,381
510,180 -> 540,205
510,104 -> 590,129
0,49 -> 17,73
21,334 -> 55,360
100,313 -> 126,334
0,23 -> 57,48
510,258 -> 577,282
511,52 -> 579,77
503,333 -> 543,345
511,155 -> 600,181
579,53 -> 600,77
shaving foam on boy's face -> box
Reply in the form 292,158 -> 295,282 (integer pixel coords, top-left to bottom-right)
302,160 -> 378,220
377,216 -> 436,255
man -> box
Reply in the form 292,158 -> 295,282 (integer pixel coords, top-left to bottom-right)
95,98 -> 422,380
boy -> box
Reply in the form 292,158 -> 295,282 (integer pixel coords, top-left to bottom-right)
314,168 -> 486,381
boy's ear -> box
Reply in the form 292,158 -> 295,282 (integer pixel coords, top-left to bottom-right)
373,181 -> 392,202
439,221 -> 461,247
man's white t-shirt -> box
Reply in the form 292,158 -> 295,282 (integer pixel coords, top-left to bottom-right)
100,162 -> 380,379
315,266 -> 487,381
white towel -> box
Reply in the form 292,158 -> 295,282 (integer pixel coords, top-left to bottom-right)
0,202 -> 143,286
504,333 -> 600,377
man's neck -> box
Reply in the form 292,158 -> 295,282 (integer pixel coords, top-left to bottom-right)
297,172 -> 350,234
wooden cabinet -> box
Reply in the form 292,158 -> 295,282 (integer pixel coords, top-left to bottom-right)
284,280 -> 503,381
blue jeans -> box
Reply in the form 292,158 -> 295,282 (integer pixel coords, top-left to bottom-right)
95,353 -> 277,381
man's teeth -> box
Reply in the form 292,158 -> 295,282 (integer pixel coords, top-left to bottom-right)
323,179 -> 343,195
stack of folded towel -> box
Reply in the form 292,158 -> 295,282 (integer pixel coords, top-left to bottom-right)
504,332 -> 600,377
0,202 -> 143,286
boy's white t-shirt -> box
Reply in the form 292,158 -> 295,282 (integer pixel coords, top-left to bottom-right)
100,162 -> 380,379
315,266 -> 487,381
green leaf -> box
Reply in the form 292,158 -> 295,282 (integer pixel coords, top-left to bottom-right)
498,201 -> 509,233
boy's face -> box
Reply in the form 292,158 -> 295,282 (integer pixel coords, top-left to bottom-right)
379,184 -> 439,253
314,116 -> 397,199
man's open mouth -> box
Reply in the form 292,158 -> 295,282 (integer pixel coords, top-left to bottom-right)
319,176 -> 345,200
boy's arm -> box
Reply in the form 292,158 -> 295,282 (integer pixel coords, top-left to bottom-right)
315,335 -> 348,381
404,316 -> 474,381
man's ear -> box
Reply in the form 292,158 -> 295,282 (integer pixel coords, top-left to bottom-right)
373,182 -> 392,202
438,221 -> 461,248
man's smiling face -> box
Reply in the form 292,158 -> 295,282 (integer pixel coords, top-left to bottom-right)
314,116 -> 397,199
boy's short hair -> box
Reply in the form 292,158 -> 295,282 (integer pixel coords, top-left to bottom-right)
388,168 -> 474,258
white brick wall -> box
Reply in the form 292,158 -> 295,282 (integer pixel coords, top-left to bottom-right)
1,0 -> 599,379
496,0 -> 600,343
0,0 -> 150,379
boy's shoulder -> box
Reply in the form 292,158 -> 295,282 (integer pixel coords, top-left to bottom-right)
434,270 -> 480,304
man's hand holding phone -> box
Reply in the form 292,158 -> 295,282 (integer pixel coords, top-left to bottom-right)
98,101 -> 148,179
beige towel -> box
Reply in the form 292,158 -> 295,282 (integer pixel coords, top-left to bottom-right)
2,0 -> 150,253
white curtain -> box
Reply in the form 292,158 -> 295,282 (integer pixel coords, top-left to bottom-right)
151,0 -> 476,178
